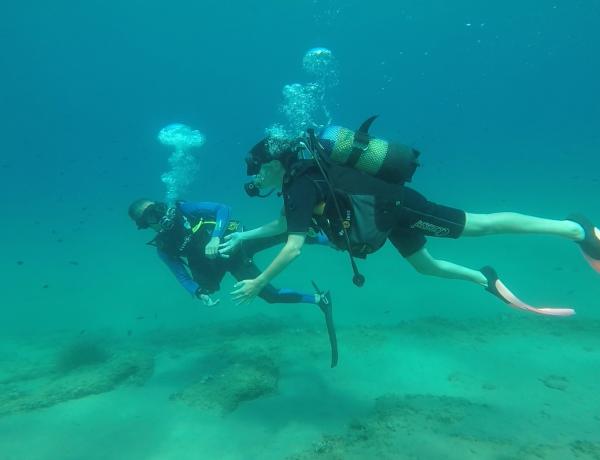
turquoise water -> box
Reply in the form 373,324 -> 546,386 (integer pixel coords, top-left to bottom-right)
1,1 -> 599,459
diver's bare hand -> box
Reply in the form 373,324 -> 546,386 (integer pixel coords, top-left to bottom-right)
199,294 -> 220,307
205,237 -> 220,259
219,232 -> 242,258
231,278 -> 264,305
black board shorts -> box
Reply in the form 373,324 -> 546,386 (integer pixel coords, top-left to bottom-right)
389,187 -> 466,257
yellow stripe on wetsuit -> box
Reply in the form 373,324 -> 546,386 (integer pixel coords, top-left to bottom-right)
191,218 -> 239,234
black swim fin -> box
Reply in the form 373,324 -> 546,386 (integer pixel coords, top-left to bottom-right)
312,281 -> 338,368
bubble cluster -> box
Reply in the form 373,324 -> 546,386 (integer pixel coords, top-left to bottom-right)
265,48 -> 338,155
158,123 -> 205,149
264,123 -> 295,156
158,124 -> 205,204
302,47 -> 339,87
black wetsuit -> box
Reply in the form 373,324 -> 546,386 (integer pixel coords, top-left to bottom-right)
282,163 -> 466,258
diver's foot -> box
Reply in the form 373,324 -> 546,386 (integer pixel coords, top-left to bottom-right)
312,280 -> 332,313
317,290 -> 332,314
567,213 -> 600,273
480,266 -> 508,303
480,266 -> 575,317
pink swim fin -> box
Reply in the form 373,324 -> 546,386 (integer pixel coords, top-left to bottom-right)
583,253 -> 600,274
480,266 -> 575,317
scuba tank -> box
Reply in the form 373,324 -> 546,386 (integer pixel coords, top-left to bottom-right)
320,115 -> 420,184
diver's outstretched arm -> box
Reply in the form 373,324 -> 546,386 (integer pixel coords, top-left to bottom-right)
241,215 -> 288,239
219,216 -> 287,256
230,233 -> 306,304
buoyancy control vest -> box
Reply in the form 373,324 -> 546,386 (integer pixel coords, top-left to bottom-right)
309,162 -> 405,259
149,202 -> 240,257
284,118 -> 420,285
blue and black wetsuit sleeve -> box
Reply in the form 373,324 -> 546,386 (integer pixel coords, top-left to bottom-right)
157,248 -> 199,296
178,201 -> 231,238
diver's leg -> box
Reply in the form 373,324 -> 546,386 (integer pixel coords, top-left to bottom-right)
258,285 -> 314,304
389,189 -> 579,315
401,187 -> 598,272
404,247 -> 574,316
463,212 -> 600,273
463,213 -> 584,240
188,259 -> 226,294
229,258 -> 317,305
401,186 -> 585,240
405,247 -> 487,285
229,254 -> 338,367
389,217 -> 484,285
389,197 -> 574,317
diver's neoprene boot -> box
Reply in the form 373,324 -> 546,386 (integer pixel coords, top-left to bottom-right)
567,214 -> 600,260
480,266 -> 509,304
317,291 -> 332,312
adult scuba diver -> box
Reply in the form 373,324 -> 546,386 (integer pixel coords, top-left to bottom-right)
128,198 -> 339,367
221,116 -> 600,317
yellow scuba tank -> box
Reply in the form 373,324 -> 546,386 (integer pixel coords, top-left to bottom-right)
320,116 -> 420,184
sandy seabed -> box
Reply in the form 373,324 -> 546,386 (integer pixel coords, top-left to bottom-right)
0,312 -> 599,460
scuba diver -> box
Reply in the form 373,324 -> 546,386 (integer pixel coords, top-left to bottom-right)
221,117 -> 599,317
128,198 -> 339,366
